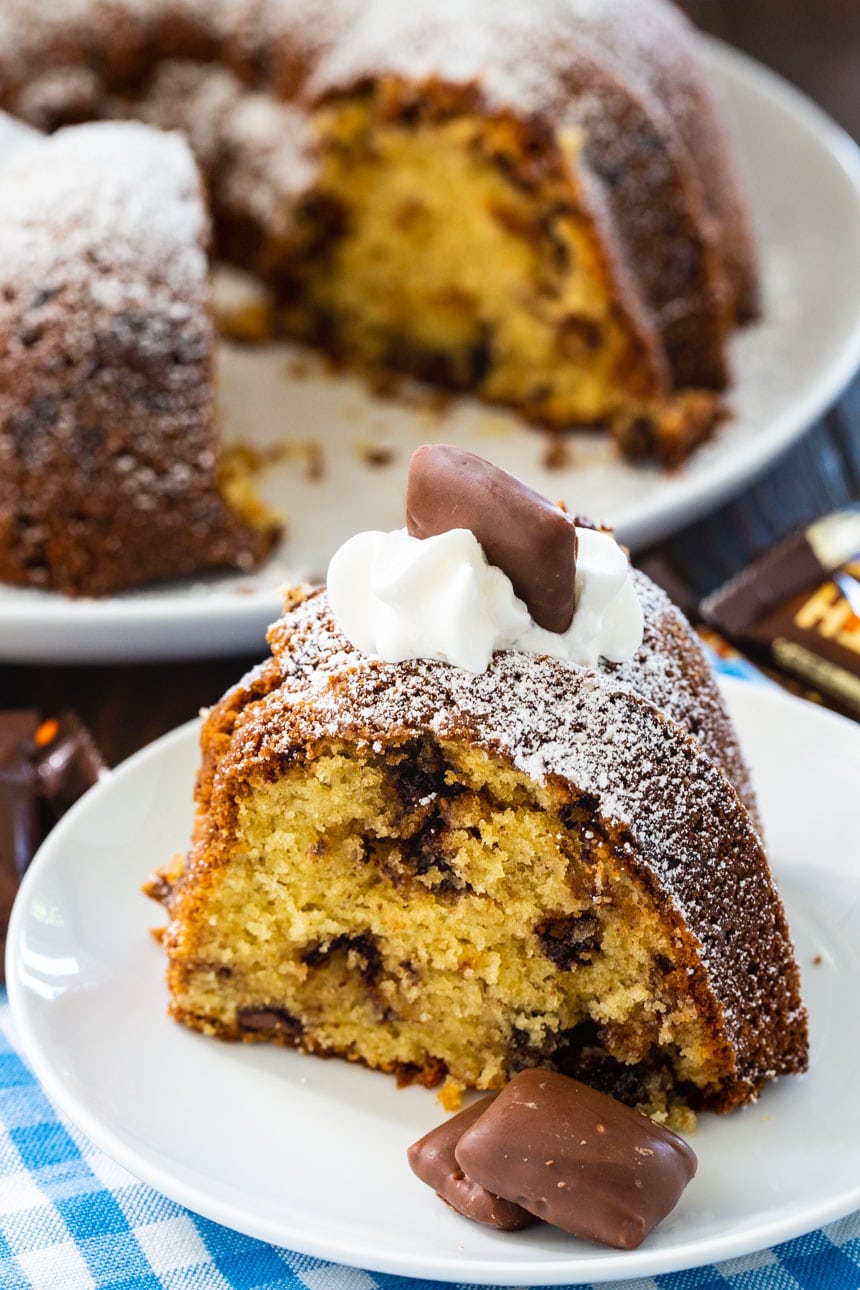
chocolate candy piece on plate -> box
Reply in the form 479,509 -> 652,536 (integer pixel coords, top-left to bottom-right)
406,444 -> 578,633
0,710 -> 108,983
0,712 -> 40,885
30,711 -> 108,818
455,1069 -> 697,1249
1,712 -> 40,972
408,1094 -> 536,1231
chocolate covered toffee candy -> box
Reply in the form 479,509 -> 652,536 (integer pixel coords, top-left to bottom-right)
0,712 -> 40,884
406,444 -> 578,633
455,1070 -> 697,1249
0,710 -> 108,982
0,712 -> 40,973
408,1095 -> 536,1231
30,712 -> 108,819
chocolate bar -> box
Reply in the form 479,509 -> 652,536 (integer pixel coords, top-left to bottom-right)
0,713 -> 40,882
454,1069 -> 697,1249
1,712 -> 40,980
407,444 -> 578,633
0,711 -> 108,982
29,711 -> 108,819
408,1094 -> 536,1231
702,508 -> 860,718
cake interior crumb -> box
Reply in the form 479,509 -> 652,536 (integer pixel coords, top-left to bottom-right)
167,735 -> 727,1129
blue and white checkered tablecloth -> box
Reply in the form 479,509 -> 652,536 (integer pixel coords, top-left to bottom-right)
2,653 -> 859,1290
1,994 -> 858,1290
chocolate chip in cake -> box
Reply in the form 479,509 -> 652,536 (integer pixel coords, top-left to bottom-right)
560,791 -> 601,821
383,817 -> 466,896
388,741 -> 447,812
414,834 -> 446,879
552,1019 -> 658,1108
237,1007 -> 303,1043
409,818 -> 452,877
360,445 -> 396,468
535,912 -> 601,968
558,313 -> 602,359
301,932 -> 383,987
467,332 -> 493,384
509,1026 -> 547,1072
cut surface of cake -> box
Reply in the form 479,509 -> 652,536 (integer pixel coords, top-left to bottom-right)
0,0 -> 758,466
146,448 -> 806,1127
0,117 -> 278,597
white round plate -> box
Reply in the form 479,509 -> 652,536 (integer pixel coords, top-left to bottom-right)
7,678 -> 860,1284
2,39 -> 860,664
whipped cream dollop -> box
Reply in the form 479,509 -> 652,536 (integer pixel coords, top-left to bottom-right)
327,525 -> 643,674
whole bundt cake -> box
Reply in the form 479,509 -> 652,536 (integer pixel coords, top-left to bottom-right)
0,115 -> 278,596
145,450 -> 805,1128
0,0 -> 757,477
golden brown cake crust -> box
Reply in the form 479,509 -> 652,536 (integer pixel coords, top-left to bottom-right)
157,578 -> 806,1113
305,0 -> 735,393
0,119 -> 274,596
0,0 -> 756,400
0,1 -> 761,592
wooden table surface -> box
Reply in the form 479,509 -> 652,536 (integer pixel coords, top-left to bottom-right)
2,1 -> 859,767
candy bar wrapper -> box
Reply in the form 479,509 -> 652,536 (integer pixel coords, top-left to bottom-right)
736,564 -> 860,717
702,508 -> 860,720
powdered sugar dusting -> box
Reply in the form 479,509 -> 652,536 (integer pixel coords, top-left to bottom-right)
268,578 -> 751,834
0,0 -> 752,394
225,576 -> 807,1089
0,121 -> 208,314
124,61 -> 316,241
0,117 -> 273,595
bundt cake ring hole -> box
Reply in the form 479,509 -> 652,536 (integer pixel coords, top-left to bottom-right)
164,734 -> 731,1130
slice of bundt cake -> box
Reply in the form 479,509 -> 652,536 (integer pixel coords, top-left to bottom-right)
0,116 -> 278,597
0,0 -> 757,465
146,448 -> 806,1127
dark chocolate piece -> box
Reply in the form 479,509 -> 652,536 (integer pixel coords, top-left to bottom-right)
0,710 -> 108,985
702,506 -> 860,637
406,445 -> 578,633
0,712 -> 40,882
700,507 -> 860,718
408,1095 -> 536,1231
29,711 -> 107,818
735,566 -> 860,718
0,712 -> 41,984
455,1069 -> 697,1249
237,1007 -> 304,1042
